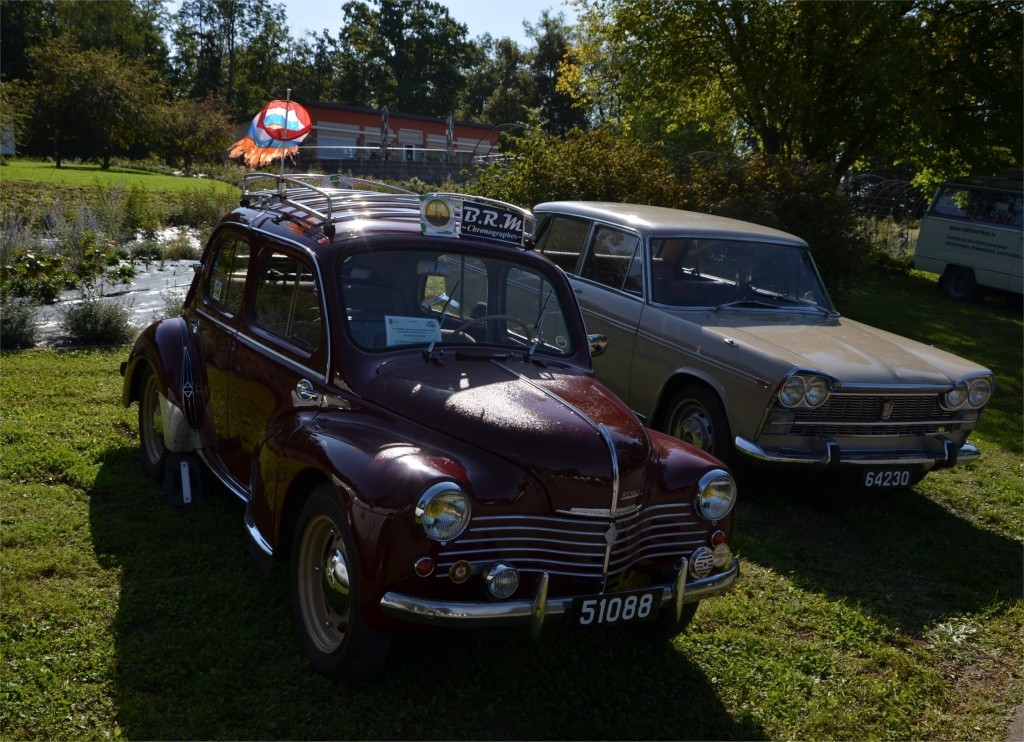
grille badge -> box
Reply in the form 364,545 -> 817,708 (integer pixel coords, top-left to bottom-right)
881,400 -> 894,420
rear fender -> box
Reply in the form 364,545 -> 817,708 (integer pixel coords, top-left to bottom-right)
122,316 -> 208,453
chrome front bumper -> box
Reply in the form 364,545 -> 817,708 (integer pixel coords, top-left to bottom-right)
379,558 -> 739,639
734,435 -> 979,470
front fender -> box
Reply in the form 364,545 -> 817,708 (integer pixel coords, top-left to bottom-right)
122,316 -> 208,451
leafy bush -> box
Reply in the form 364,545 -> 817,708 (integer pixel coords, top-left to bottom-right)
0,296 -> 40,348
1,248 -> 75,304
166,187 -> 236,230
471,124 -> 682,208
59,295 -> 136,345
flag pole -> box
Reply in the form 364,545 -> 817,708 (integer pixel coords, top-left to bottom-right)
280,88 -> 292,177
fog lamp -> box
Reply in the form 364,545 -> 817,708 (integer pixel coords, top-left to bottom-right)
484,563 -> 519,598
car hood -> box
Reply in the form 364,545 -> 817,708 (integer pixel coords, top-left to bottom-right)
702,311 -> 984,386
363,354 -> 654,512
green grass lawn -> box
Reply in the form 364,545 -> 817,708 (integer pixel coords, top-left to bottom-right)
0,158 -> 238,195
1,271 -> 1021,740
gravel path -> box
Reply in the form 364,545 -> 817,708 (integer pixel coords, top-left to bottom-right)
33,259 -> 197,346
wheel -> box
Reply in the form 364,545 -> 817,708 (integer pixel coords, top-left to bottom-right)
291,486 -> 390,683
138,365 -> 167,481
941,266 -> 982,302
633,602 -> 699,642
450,314 -> 532,342
660,383 -> 735,467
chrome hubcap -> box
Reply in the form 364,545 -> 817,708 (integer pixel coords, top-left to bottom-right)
673,403 -> 714,452
299,516 -> 350,653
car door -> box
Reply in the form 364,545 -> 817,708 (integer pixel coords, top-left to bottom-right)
193,229 -> 250,477
572,225 -> 645,405
227,243 -> 328,490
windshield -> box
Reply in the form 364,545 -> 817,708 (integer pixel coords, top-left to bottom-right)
649,238 -> 834,311
340,248 -> 576,356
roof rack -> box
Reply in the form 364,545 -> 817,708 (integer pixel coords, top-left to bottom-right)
240,172 -> 534,243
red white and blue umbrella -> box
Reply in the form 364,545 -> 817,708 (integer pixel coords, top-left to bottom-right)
229,99 -> 311,167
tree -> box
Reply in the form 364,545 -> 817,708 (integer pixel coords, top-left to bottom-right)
0,78 -> 33,157
0,0 -> 58,83
333,0 -> 473,114
26,38 -> 165,168
564,0 -> 1022,180
157,94 -> 235,173
172,0 -> 289,115
525,11 -> 589,134
459,35 -> 535,125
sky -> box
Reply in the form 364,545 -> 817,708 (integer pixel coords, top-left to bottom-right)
280,0 -> 578,45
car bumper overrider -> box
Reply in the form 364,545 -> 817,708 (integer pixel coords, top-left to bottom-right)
734,434 -> 979,470
379,557 -> 739,638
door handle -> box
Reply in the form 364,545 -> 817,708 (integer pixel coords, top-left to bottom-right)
295,379 -> 318,401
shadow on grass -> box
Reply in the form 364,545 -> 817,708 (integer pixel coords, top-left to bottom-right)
90,446 -> 763,740
734,472 -> 1023,634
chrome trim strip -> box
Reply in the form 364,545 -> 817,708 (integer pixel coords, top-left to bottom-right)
379,560 -> 739,628
491,359 -> 621,517
597,423 -> 621,516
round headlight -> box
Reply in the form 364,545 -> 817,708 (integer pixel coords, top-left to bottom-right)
943,381 -> 969,410
415,484 -> 470,542
695,469 -> 736,522
804,376 -> 830,407
484,563 -> 519,598
967,377 -> 992,408
779,376 -> 805,407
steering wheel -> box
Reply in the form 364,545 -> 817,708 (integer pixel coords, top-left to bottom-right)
450,314 -> 533,342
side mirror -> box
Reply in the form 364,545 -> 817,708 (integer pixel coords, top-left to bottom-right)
588,333 -> 608,357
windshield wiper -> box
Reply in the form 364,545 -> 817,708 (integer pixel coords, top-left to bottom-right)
424,279 -> 461,356
526,288 -> 554,358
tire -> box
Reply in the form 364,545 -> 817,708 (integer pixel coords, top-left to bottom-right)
291,486 -> 390,683
660,383 -> 735,467
138,365 -> 167,481
941,266 -> 983,302
633,602 -> 699,643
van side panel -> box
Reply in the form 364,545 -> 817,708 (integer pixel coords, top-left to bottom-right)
914,180 -> 1023,296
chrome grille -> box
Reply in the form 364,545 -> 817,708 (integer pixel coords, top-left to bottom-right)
436,503 -> 704,580
791,393 -> 959,437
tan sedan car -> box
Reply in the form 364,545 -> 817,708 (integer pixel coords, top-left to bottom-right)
533,201 -> 994,489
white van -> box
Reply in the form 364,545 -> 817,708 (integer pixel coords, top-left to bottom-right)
914,171 -> 1023,301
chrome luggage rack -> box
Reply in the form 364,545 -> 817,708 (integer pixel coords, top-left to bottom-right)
240,172 -> 534,242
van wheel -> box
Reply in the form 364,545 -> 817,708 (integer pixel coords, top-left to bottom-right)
291,486 -> 390,683
941,266 -> 983,302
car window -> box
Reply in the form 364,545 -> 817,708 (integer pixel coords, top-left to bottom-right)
536,216 -> 590,273
929,187 -> 979,218
650,238 -> 832,309
975,192 -> 1023,227
205,235 -> 250,315
580,226 -> 643,295
252,251 -> 322,350
340,249 -> 575,356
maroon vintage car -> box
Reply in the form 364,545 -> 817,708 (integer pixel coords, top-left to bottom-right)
120,174 -> 740,682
